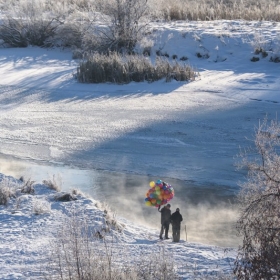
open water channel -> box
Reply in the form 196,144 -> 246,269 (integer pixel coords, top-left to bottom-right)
0,153 -> 240,248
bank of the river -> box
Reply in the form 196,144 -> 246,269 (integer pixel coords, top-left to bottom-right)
0,153 -> 239,247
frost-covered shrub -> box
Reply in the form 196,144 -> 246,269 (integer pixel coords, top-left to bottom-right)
0,186 -> 13,206
80,30 -> 105,53
0,0 -> 65,47
0,18 -> 28,47
234,118 -> 280,279
77,52 -> 196,84
21,178 -> 35,194
33,199 -> 51,215
51,22 -> 83,48
42,174 -> 62,192
55,23 -> 82,49
54,8 -> 98,49
44,209 -> 178,280
0,16 -> 62,47
0,178 -> 17,206
92,0 -> 150,53
94,201 -> 124,232
24,19 -> 61,47
133,248 -> 179,279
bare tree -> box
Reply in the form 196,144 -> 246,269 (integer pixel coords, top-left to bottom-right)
234,117 -> 280,279
93,0 -> 150,53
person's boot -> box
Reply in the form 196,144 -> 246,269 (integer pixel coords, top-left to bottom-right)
159,235 -> 163,240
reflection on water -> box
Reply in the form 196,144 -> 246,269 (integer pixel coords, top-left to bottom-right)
0,154 -> 240,247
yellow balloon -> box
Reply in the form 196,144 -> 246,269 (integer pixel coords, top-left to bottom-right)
149,181 -> 155,188
145,201 -> 152,206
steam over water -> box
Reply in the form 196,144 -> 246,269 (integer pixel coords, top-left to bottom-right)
0,154 -> 240,247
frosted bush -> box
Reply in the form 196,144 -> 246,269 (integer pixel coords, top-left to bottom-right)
33,199 -> 51,215
0,178 -> 17,206
42,174 -> 62,192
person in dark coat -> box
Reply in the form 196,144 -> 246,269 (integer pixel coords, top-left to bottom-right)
170,208 -> 183,242
158,204 -> 171,240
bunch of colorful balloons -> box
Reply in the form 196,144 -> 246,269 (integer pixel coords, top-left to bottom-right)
145,179 -> 174,207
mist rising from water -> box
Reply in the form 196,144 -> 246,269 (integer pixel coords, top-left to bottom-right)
95,174 -> 240,247
0,154 -> 240,247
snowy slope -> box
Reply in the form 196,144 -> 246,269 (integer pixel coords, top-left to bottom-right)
0,174 -> 236,279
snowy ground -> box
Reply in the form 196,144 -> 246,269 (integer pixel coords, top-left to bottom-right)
0,20 -> 280,278
0,174 -> 236,280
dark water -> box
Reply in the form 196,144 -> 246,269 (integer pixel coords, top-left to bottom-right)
0,153 -> 240,247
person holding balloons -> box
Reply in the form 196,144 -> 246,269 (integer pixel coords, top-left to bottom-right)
144,180 -> 175,240
158,203 -> 171,240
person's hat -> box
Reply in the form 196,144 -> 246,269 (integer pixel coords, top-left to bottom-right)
176,208 -> 180,211
167,204 -> 171,207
